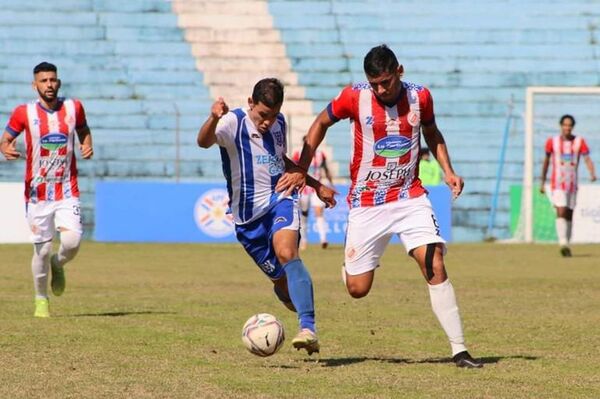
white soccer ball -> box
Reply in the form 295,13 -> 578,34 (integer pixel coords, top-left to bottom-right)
241,313 -> 285,357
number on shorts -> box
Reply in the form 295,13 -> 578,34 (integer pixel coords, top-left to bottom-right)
431,214 -> 440,236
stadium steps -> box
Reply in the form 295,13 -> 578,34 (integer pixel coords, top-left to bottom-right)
170,0 -> 338,174
267,0 -> 600,241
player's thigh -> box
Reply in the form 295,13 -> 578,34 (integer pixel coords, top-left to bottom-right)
270,199 -> 300,264
309,192 -> 325,215
54,198 -> 83,234
235,219 -> 284,280
344,205 -> 393,276
26,201 -> 56,243
398,195 -> 446,255
551,190 -> 568,209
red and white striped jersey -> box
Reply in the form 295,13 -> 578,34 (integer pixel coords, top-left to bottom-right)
6,98 -> 88,203
545,135 -> 590,193
291,148 -> 327,195
327,81 -> 434,208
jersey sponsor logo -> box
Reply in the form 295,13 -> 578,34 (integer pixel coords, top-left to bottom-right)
364,166 -> 410,182
374,136 -> 411,158
194,189 -> 234,238
255,154 -> 285,176
40,133 -> 67,151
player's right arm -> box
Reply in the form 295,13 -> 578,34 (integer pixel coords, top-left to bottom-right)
0,131 -> 21,160
197,97 -> 229,148
1,105 -> 27,160
540,139 -> 552,193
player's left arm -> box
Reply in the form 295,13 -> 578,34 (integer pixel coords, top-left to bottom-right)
422,122 -> 463,199
583,154 -> 596,182
75,100 -> 93,159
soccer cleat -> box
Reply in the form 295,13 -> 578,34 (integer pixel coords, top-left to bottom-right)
321,242 -> 328,249
560,246 -> 572,257
34,298 -> 50,318
292,328 -> 320,355
452,351 -> 483,368
50,254 -> 66,296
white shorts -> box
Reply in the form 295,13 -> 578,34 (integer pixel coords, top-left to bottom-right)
26,198 -> 83,243
551,190 -> 577,209
344,195 -> 446,276
299,192 -> 325,213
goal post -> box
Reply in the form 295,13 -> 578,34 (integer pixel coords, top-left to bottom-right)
522,86 -> 600,243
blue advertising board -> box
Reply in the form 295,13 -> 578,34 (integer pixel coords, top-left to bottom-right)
95,182 -> 451,243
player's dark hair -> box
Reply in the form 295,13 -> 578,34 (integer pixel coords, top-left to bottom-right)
363,44 -> 399,77
560,114 -> 575,126
419,147 -> 430,157
252,78 -> 284,108
33,62 -> 57,75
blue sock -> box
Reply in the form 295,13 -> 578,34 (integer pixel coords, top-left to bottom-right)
283,258 -> 316,332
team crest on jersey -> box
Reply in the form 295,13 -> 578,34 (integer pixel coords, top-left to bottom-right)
407,111 -> 420,127
40,133 -> 67,151
194,189 -> 234,238
374,136 -> 411,158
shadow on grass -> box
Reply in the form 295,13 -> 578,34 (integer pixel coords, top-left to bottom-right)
311,354 -> 539,367
66,311 -> 175,317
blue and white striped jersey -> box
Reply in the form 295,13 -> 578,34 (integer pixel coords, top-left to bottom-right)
215,108 -> 292,225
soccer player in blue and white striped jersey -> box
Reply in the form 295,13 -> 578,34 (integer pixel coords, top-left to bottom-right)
197,78 -> 336,355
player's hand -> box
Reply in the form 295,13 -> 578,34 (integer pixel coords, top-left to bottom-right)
80,144 -> 94,159
211,97 -> 229,119
445,173 -> 464,199
2,140 -> 21,160
316,184 -> 338,208
276,169 -> 307,197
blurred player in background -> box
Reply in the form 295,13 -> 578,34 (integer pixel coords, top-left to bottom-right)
292,135 -> 334,250
277,45 -> 482,368
540,114 -> 596,257
197,78 -> 336,355
418,147 -> 443,186
0,62 -> 93,317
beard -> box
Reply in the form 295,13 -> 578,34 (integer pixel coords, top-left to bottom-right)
37,87 -> 57,104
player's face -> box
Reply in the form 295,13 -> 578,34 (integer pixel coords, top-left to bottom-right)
560,119 -> 574,137
248,100 -> 282,134
33,71 -> 61,104
367,66 -> 403,105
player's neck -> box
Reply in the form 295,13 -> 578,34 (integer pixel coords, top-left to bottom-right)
561,134 -> 574,141
38,98 -> 60,111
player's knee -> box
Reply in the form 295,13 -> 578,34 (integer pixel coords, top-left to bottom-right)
276,248 -> 297,265
347,282 -> 370,298
60,230 -> 82,255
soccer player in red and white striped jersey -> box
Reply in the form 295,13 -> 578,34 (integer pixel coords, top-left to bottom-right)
540,114 -> 596,257
277,45 -> 482,368
0,62 -> 93,317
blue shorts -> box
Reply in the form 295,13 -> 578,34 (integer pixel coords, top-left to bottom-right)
235,199 -> 300,279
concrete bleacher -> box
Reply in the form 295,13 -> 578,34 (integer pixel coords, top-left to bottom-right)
266,0 -> 600,241
0,0 -> 215,235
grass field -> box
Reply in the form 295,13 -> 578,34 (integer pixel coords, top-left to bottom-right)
1,242 -> 599,398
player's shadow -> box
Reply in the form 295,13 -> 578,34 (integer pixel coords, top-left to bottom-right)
67,311 -> 175,317
311,354 -> 539,367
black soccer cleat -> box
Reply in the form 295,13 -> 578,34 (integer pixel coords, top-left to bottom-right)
560,246 -> 572,257
452,351 -> 483,368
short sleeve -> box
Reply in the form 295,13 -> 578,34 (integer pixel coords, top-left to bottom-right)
5,105 -> 28,137
327,85 -> 355,122
419,87 -> 435,126
74,99 -> 88,129
544,138 -> 553,155
215,112 -> 238,147
580,138 -> 590,155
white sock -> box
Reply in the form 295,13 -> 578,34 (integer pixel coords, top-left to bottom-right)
566,220 -> 572,244
55,230 -> 82,268
556,218 -> 568,246
316,215 -> 327,243
428,279 -> 467,356
32,241 -> 53,299
300,215 -> 308,244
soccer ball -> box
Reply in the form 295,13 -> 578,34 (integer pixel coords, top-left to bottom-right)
241,313 -> 285,357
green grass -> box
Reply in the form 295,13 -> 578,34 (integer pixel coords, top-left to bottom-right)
1,242 -> 599,398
